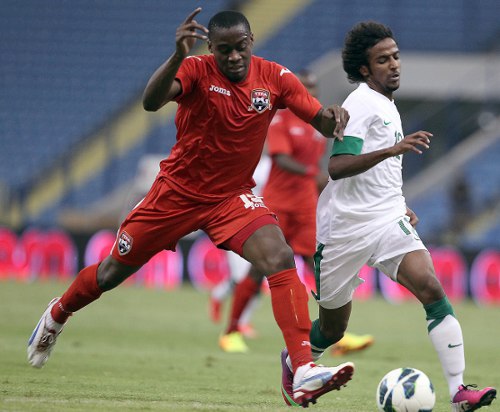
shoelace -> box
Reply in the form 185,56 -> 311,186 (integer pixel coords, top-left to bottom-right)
462,384 -> 479,391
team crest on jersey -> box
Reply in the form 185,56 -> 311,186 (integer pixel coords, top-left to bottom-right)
249,88 -> 271,113
118,231 -> 133,256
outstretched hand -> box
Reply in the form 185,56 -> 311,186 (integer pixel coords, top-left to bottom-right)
176,8 -> 209,58
392,131 -> 433,156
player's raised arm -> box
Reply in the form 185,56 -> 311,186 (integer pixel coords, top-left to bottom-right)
142,7 -> 208,111
310,104 -> 349,140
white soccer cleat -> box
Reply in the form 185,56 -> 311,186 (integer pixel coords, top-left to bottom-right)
27,297 -> 64,368
293,362 -> 355,407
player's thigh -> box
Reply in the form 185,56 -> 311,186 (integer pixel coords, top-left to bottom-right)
205,191 -> 293,275
241,224 -> 295,275
112,178 -> 204,266
315,240 -> 373,310
369,215 -> 427,280
397,250 -> 445,304
204,191 -> 276,250
370,216 -> 443,303
206,192 -> 295,275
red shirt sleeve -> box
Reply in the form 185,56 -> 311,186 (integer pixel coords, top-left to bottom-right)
277,69 -> 322,124
266,110 -> 293,156
174,56 -> 204,101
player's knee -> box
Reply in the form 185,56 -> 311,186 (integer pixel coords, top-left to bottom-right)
260,243 -> 295,274
96,257 -> 137,291
416,272 -> 445,304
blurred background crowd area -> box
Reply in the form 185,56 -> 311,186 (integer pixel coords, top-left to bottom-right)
0,0 -> 499,259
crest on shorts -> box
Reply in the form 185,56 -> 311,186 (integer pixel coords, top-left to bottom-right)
118,231 -> 133,255
249,88 -> 271,113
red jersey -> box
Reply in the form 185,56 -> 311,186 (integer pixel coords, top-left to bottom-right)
158,55 -> 322,202
263,109 -> 326,212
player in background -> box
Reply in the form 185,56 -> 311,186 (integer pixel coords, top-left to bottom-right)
28,8 -> 354,407
281,21 -> 496,411
218,70 -> 374,360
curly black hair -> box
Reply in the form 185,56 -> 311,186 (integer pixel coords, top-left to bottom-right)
208,10 -> 251,39
342,21 -> 395,83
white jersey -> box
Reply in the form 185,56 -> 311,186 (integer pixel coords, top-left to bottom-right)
317,83 -> 407,243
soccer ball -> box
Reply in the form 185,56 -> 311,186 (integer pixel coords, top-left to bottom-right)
376,367 -> 436,411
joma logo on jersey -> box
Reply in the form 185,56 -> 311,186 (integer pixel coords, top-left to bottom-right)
248,88 -> 271,113
239,194 -> 267,210
209,84 -> 231,96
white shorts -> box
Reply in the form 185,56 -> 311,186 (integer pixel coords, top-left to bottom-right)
315,215 -> 427,309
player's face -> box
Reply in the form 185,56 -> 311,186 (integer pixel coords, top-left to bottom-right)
208,24 -> 253,83
362,37 -> 400,99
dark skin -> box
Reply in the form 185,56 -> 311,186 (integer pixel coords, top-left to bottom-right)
329,38 -> 432,181
143,8 -> 349,139
318,37 -> 445,344
96,8 -> 350,291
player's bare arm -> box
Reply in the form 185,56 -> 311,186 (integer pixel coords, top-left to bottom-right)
143,8 -> 208,111
310,105 -> 349,140
328,130 -> 432,180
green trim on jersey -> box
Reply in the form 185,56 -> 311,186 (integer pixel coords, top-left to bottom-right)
331,136 -> 363,157
424,296 -> 456,333
313,243 -> 325,300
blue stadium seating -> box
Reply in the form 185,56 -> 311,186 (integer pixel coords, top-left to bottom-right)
463,139 -> 500,207
462,220 -> 500,250
1,0 -> 499,239
410,137 -> 500,248
256,0 -> 500,71
0,0 -> 226,188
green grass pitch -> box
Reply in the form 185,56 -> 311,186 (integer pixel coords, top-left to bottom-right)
1,279 -> 498,411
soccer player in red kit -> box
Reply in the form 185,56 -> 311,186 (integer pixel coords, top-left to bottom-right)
219,70 -> 328,352
27,8 -> 353,407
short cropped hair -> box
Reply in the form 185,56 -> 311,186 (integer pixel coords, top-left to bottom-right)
208,11 -> 251,39
342,21 -> 395,83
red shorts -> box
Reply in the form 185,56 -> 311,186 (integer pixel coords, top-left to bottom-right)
272,207 -> 316,257
111,177 -> 277,266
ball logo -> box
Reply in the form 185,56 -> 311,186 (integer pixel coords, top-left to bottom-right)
249,88 -> 271,113
118,231 -> 133,256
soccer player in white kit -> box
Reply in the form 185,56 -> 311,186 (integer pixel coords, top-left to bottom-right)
288,21 -> 496,412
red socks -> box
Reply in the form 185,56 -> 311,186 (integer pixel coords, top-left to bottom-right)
225,275 -> 261,334
268,268 -> 312,372
51,263 -> 103,324
49,263 -> 312,373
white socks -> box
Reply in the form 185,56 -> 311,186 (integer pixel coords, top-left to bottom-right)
428,314 -> 465,397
